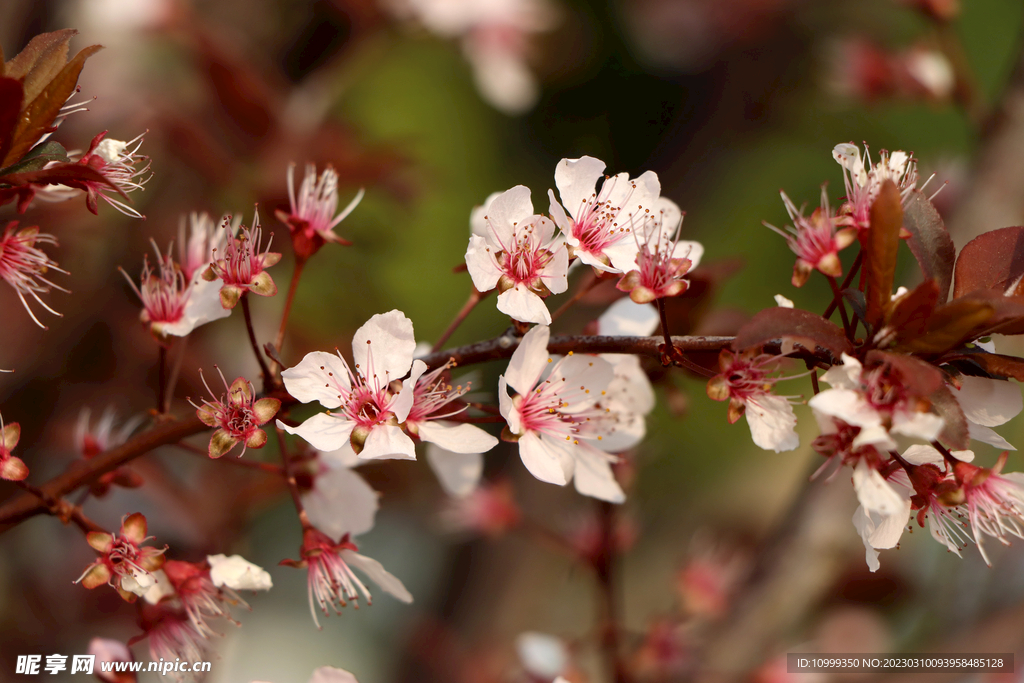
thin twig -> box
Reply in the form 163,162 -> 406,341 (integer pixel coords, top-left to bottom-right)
174,441 -> 286,475
157,345 -> 168,415
274,425 -> 311,529
432,288 -> 485,352
550,269 -> 601,322
823,252 -> 861,320
273,259 -> 305,361
241,294 -> 276,391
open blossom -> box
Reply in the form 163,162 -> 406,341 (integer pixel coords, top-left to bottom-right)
616,197 -> 705,303
952,452 -> 1024,565
76,513 -> 167,601
895,451 -> 972,556
404,360 -> 500,494
202,212 -> 282,309
75,407 -> 144,495
808,353 -> 943,453
706,349 -> 799,452
77,131 -> 151,218
765,186 -> 857,287
850,459 -> 912,572
281,527 -> 413,628
178,212 -> 241,282
0,221 -> 68,328
121,240 -> 230,339
832,142 -> 917,230
276,163 -> 364,261
466,185 -> 568,324
952,374 -> 1022,451
88,638 -> 136,683
548,155 -> 661,273
301,446 -> 381,543
281,310 -> 419,460
499,324 -> 632,503
0,415 -> 28,481
192,369 -> 281,459
133,602 -> 209,670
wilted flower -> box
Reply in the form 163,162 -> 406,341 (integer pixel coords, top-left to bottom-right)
202,212 -> 282,309
276,163 -> 364,261
76,131 -> 151,218
465,185 -> 569,324
0,221 -> 67,328
765,186 -> 857,287
178,212 -> 240,282
616,197 -> 705,303
833,142 -> 918,230
76,513 -> 167,601
281,527 -> 413,628
0,414 -> 27,481
192,369 -> 281,459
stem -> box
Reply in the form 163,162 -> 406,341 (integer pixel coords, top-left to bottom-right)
823,252 -> 861,320
518,516 -> 579,558
13,480 -> 104,534
273,425 -> 311,529
174,441 -> 286,475
164,334 -> 189,414
550,269 -> 601,322
432,288 -> 484,352
810,370 -> 820,396
273,258 -> 306,359
594,500 -> 628,683
657,298 -> 673,357
157,345 -> 168,415
826,276 -> 853,339
241,294 -> 276,391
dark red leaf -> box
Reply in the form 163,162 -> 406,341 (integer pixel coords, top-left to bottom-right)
929,385 -> 970,450
894,297 -> 994,355
3,44 -> 101,168
732,307 -> 852,359
952,226 -> 1024,298
944,352 -> 1024,382
4,29 -> 78,105
903,190 -> 956,303
864,180 -> 903,329
0,77 -> 23,163
888,279 -> 939,344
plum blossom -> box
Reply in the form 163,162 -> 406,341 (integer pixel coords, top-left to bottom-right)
0,415 -> 27,481
0,221 -> 67,328
76,513 -> 167,601
121,240 -> 230,339
706,349 -> 799,453
466,185 -> 569,324
208,554 -> 273,591
192,369 -> 281,459
765,186 -> 857,287
178,212 -> 241,282
832,142 -> 918,230
276,163 -> 364,261
894,453 -> 972,556
498,324 -> 631,502
808,353 -> 943,452
596,298 -> 657,452
548,156 -> 661,273
74,407 -> 144,495
280,310 -> 418,460
616,197 -> 704,303
951,452 -> 1024,565
88,638 -> 135,683
281,526 -> 413,628
71,131 -> 151,218
850,459 -> 912,571
202,211 -> 282,309
404,359 -> 499,495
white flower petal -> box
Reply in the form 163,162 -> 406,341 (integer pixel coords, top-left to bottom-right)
955,375 -> 1023,427
465,234 -> 502,292
309,666 -> 360,683
969,422 -> 1016,450
142,569 -> 174,605
485,185 -> 534,241
554,156 -> 606,221
278,414 -> 355,453
808,388 -> 881,429
470,191 -> 502,236
538,238 -> 570,295
745,394 -> 799,452
282,351 -> 351,408
498,375 -> 521,433
207,554 -> 273,591
418,420 -> 498,454
853,459 -> 905,516
572,444 -> 625,503
819,353 -> 862,390
164,274 -> 232,336
393,360 -> 427,423
497,284 -> 552,324
318,444 -> 361,469
359,424 -> 417,461
672,239 -> 704,270
774,294 -> 794,308
518,430 -> 568,485
425,443 -> 484,497
516,632 -> 569,679
353,310 -> 416,386
302,467 -> 379,540
340,550 -> 413,603
504,325 -> 551,395
852,506 -> 882,573
597,298 -> 659,337
901,444 -> 943,466
890,410 -> 944,442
